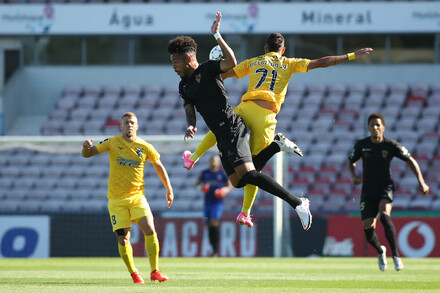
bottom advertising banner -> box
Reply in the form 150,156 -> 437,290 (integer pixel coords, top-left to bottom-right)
0,216 -> 50,258
131,217 -> 257,257
326,216 -> 440,257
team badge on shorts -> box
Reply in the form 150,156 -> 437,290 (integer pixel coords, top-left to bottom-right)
196,74 -> 201,83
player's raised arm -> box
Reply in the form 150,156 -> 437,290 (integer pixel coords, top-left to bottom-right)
307,48 -> 373,71
211,11 -> 237,72
81,139 -> 99,158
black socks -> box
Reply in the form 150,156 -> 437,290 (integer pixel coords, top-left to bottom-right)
364,228 -> 383,254
252,142 -> 280,171
208,226 -> 219,255
380,214 -> 399,257
239,170 -> 301,208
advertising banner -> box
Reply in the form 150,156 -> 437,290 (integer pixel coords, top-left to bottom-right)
50,214 -> 118,257
131,217 -> 257,257
0,215 -> 50,258
326,216 -> 440,258
0,3 -> 439,36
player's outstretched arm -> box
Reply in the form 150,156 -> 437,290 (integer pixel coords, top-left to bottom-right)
82,139 -> 99,158
406,156 -> 430,195
307,48 -> 373,71
211,11 -> 237,73
184,103 -> 197,141
152,159 -> 174,208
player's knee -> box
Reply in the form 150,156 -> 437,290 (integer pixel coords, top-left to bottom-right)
362,219 -> 375,229
380,213 -> 392,225
363,223 -> 374,230
234,170 -> 259,188
115,229 -> 129,245
142,227 -> 156,236
230,177 -> 242,188
234,179 -> 245,188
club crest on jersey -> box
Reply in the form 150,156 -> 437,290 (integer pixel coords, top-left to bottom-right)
382,150 -> 388,158
196,74 -> 201,83
135,148 -> 143,157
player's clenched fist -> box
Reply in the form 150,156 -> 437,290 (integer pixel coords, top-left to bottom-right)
83,139 -> 94,149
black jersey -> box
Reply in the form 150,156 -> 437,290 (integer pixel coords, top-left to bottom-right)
348,136 -> 411,188
179,60 -> 235,134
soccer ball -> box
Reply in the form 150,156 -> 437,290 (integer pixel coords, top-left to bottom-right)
209,45 -> 223,60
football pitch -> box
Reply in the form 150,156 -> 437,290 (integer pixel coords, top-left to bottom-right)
1,257 -> 439,293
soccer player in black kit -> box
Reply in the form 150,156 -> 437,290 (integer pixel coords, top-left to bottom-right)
348,113 -> 429,271
168,12 -> 312,230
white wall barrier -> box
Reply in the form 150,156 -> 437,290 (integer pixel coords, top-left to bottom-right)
1,2 -> 439,36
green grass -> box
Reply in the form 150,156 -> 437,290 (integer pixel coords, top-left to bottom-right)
1,257 -> 440,292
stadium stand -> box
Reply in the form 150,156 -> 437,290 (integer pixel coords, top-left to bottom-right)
1,81 -> 439,214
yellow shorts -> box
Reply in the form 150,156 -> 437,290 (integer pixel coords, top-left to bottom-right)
234,100 -> 277,156
108,194 -> 153,232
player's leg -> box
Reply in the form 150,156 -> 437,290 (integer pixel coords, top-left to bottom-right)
109,200 -> 143,283
235,101 -> 302,171
361,197 -> 387,271
229,163 -> 311,230
234,101 -> 277,172
115,228 -> 144,283
378,194 -> 404,270
239,184 -> 258,217
219,113 -> 311,230
132,197 -> 168,282
207,203 -> 222,256
183,131 -> 217,170
234,102 -> 275,218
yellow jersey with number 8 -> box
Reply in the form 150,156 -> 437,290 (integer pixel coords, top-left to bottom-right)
233,52 -> 310,114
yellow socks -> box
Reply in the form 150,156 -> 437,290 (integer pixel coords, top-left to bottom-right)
241,185 -> 258,216
145,233 -> 159,273
189,131 -> 217,162
118,242 -> 136,274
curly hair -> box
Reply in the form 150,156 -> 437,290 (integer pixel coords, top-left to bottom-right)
368,112 -> 385,126
266,32 -> 285,53
168,36 -> 197,55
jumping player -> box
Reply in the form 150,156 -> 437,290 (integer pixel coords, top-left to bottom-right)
183,32 -> 373,225
82,112 -> 173,283
168,12 -> 312,230
348,112 -> 429,271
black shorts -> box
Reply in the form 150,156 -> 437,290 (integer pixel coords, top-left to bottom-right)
360,184 -> 394,220
214,114 -> 253,176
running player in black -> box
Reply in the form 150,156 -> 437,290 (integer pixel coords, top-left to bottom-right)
348,112 -> 429,271
168,12 -> 312,230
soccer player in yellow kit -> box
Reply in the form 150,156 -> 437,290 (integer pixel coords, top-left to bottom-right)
82,112 -> 173,283
183,32 -> 373,227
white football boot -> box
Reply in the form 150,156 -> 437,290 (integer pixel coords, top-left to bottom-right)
295,198 -> 312,231
274,133 -> 303,157
378,245 -> 388,271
